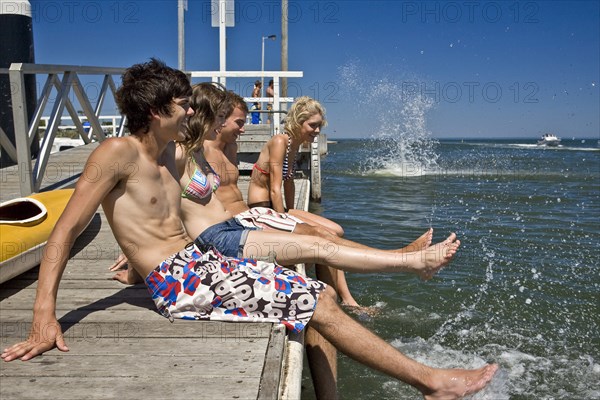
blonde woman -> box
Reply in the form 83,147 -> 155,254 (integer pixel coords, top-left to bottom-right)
248,97 -> 332,226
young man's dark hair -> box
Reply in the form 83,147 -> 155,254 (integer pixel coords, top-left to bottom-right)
116,58 -> 191,134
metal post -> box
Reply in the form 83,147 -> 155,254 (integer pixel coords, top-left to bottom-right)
273,77 -> 280,133
261,37 -> 265,93
178,0 -> 185,71
219,0 -> 226,87
281,0 -> 288,100
261,35 -> 276,117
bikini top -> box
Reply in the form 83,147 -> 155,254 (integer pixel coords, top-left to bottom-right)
181,157 -> 221,200
252,134 -> 298,181
281,135 -> 298,181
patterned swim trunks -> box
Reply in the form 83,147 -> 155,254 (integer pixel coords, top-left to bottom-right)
235,207 -> 303,233
145,243 -> 327,333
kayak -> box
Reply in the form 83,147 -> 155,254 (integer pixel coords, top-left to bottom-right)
0,189 -> 74,284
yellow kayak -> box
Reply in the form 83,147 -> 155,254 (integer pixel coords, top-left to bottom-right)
0,189 -> 74,284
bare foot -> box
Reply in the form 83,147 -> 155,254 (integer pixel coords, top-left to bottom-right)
413,233 -> 460,280
422,363 -> 499,399
343,303 -> 382,318
395,228 -> 433,253
340,298 -> 361,307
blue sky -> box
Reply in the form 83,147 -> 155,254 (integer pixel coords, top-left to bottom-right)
28,0 -> 599,139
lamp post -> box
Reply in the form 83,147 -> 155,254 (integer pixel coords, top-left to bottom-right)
261,34 -> 277,95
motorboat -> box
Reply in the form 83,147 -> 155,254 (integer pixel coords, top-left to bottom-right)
537,133 -> 561,146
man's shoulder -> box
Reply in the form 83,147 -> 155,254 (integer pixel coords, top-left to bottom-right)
205,142 -> 236,161
89,136 -> 139,162
97,136 -> 138,153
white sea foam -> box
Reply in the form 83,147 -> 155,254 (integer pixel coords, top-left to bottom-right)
339,61 -> 440,176
386,337 -> 600,399
389,337 -> 510,399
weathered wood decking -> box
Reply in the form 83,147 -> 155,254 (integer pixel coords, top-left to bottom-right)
0,144 -> 311,399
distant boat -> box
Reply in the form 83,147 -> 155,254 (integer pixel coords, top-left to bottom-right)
537,133 -> 561,146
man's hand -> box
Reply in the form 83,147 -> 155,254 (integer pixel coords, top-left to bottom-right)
1,316 -> 68,362
109,253 -> 129,272
109,253 -> 143,285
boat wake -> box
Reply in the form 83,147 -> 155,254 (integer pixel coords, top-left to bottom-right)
458,142 -> 600,152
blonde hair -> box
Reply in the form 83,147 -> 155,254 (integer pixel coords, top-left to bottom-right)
283,96 -> 327,139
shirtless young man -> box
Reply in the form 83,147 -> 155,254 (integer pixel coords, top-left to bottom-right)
1,60 -> 498,400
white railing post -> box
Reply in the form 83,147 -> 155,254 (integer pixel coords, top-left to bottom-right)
9,63 -> 34,195
310,136 -> 321,201
273,77 -> 281,134
33,71 -> 74,192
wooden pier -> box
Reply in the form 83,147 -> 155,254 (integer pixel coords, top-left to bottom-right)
0,143 -> 313,399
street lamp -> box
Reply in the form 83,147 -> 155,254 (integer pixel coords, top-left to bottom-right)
261,34 -> 277,95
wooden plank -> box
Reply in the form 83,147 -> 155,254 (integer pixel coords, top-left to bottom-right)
0,336 -> 269,362
0,377 -> 261,400
0,319 -> 275,341
258,324 -> 286,400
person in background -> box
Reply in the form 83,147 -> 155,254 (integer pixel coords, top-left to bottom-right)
265,79 -> 274,124
250,80 -> 262,124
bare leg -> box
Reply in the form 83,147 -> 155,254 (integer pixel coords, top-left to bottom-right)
304,271 -> 340,399
310,287 -> 498,399
287,209 -> 344,236
305,326 -> 338,400
334,269 -> 359,307
293,223 -> 360,306
294,222 -> 432,254
289,216 -> 431,305
243,231 -> 460,279
314,263 -> 359,307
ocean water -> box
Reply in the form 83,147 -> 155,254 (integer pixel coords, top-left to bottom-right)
302,137 -> 600,399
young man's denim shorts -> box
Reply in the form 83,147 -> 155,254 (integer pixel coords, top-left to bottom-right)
195,218 -> 257,258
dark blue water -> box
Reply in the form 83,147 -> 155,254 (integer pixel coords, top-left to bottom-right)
303,138 -> 600,399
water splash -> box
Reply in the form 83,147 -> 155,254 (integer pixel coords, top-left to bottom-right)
339,62 -> 440,177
